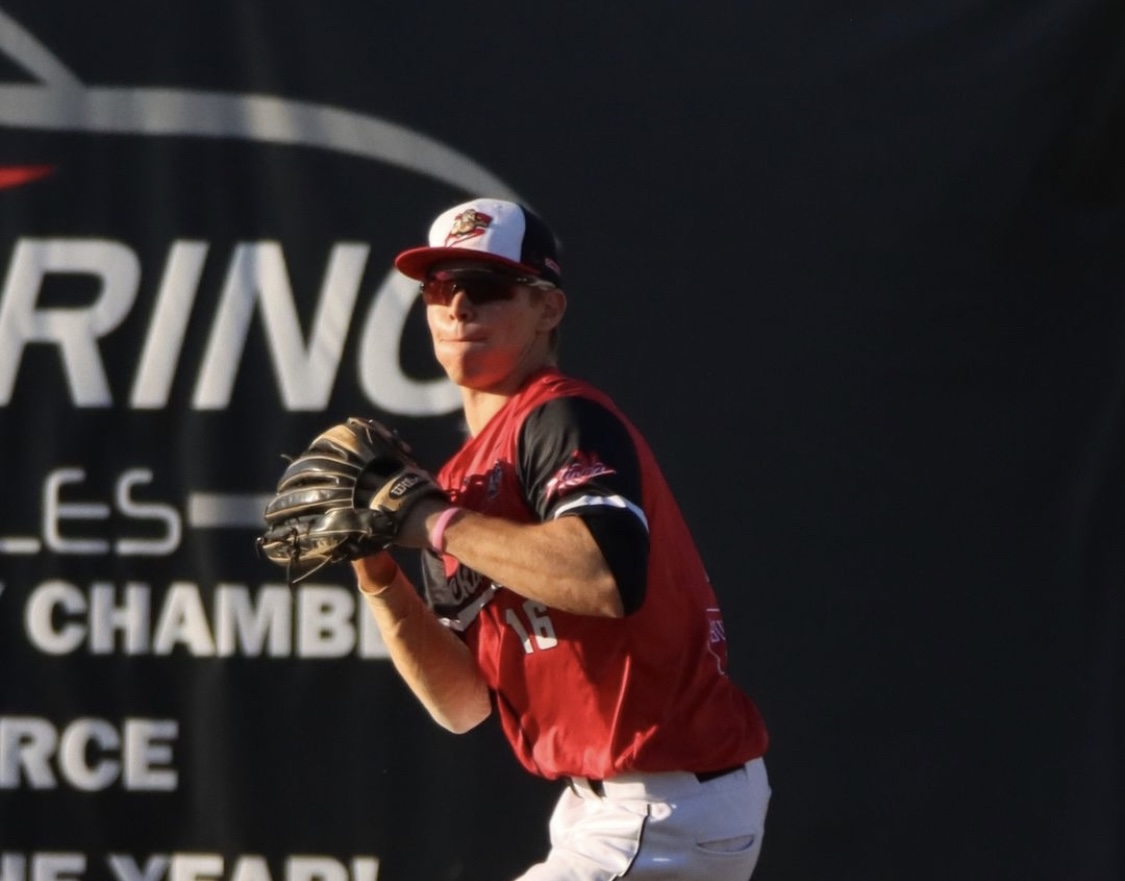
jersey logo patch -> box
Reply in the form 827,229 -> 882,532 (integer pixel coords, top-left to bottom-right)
544,451 -> 615,501
487,460 -> 503,499
705,607 -> 729,675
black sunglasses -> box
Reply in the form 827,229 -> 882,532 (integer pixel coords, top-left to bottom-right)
419,270 -> 555,307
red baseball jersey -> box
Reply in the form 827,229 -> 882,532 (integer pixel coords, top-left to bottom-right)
421,367 -> 768,780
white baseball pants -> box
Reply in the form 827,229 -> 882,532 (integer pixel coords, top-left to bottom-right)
513,758 -> 770,880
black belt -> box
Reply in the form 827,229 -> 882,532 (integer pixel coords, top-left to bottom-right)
696,764 -> 744,783
585,764 -> 743,798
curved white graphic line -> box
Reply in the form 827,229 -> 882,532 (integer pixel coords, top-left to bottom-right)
0,8 -> 519,198
0,7 -> 82,88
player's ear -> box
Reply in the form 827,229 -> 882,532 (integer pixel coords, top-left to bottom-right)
537,287 -> 566,332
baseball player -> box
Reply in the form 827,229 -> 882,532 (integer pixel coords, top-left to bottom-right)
262,198 -> 771,879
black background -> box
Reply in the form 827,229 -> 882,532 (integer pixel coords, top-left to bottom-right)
0,1 -> 1122,879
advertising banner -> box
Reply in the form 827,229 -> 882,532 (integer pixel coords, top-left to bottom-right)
1,2 -> 1122,880
0,5 -> 554,878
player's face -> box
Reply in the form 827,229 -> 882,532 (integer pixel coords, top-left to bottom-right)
422,263 -> 564,394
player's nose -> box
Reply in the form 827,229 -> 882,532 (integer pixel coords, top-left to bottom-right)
446,287 -> 476,318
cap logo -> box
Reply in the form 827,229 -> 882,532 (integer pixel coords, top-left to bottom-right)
444,208 -> 492,246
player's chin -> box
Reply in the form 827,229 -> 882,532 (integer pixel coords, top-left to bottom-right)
435,348 -> 500,387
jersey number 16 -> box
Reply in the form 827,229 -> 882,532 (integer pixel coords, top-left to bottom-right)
505,600 -> 558,653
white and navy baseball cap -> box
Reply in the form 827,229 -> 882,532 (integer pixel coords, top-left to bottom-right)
395,198 -> 563,287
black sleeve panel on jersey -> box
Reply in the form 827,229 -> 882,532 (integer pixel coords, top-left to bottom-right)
517,396 -> 650,615
578,507 -> 651,616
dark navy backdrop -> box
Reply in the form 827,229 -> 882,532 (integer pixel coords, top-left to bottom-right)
0,2 -> 1121,879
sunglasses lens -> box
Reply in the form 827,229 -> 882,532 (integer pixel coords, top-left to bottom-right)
421,274 -> 520,305
467,277 -> 517,304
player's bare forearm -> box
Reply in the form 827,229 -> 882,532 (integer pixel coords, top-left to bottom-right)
422,511 -> 624,618
353,555 -> 491,733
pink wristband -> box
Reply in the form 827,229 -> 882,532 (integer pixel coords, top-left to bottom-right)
428,507 -> 461,552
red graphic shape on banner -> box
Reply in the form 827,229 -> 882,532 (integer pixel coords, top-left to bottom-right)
0,165 -> 55,189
